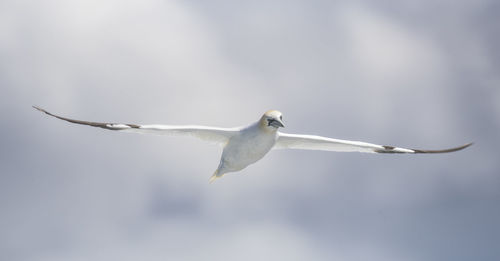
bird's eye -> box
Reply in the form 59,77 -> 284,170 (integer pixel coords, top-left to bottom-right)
280,115 -> 283,120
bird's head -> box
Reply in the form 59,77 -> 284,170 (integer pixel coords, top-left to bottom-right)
260,110 -> 285,130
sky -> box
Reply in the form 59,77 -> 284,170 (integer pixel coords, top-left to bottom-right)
1,0 -> 499,260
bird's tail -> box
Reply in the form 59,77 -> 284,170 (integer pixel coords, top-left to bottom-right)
209,170 -> 221,184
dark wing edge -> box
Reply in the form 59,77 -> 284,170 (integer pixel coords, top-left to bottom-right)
375,143 -> 473,154
33,106 -> 139,130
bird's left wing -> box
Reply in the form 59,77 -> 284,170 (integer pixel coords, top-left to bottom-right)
33,106 -> 237,145
274,132 -> 472,154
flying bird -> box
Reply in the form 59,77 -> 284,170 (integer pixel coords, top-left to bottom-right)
33,106 -> 472,183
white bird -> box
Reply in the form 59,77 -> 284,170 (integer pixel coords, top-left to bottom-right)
33,106 -> 472,183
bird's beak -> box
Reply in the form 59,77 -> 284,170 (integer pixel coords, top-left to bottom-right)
270,119 -> 285,128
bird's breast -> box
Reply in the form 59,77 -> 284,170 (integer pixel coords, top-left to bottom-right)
221,130 -> 277,171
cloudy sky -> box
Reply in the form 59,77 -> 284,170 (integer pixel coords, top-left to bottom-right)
1,0 -> 499,260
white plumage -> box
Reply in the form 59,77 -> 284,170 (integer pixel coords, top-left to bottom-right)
33,107 -> 472,183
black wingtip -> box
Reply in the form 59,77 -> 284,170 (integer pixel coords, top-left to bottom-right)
32,105 -> 137,130
33,105 -> 54,117
413,142 -> 473,154
33,105 -> 45,114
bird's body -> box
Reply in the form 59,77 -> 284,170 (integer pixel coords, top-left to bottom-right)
214,118 -> 279,181
33,106 -> 472,182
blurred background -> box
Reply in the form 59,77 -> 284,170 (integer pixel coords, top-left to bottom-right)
1,0 -> 499,260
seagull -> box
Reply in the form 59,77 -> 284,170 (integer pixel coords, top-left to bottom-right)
33,106 -> 472,183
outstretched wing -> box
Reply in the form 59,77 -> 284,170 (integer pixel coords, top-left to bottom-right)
33,106 -> 237,145
274,132 -> 472,154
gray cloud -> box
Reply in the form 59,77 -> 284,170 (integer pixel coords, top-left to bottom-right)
1,0 -> 499,260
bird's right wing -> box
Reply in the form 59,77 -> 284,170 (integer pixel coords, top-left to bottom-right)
33,106 -> 237,145
274,132 -> 472,154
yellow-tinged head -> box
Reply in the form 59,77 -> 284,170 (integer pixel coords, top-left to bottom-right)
259,110 -> 285,130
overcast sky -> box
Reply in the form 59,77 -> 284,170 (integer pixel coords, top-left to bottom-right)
1,0 -> 499,260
